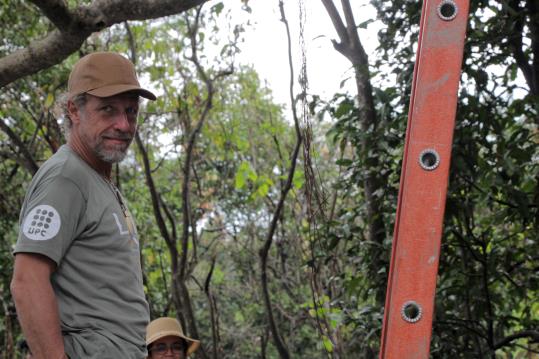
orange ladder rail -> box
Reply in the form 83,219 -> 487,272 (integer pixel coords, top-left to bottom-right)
379,0 -> 470,357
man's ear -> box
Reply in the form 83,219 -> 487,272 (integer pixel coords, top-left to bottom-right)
67,100 -> 81,125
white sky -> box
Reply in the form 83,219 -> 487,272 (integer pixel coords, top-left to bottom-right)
230,0 -> 381,107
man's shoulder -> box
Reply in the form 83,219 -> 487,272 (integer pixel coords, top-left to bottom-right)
31,146 -> 96,198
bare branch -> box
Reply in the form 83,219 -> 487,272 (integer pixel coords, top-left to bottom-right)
0,30 -> 89,89
0,119 -> 39,175
180,5 -> 213,281
493,330 -> 539,350
341,0 -> 361,52
528,0 -> 539,93
505,0 -> 537,95
258,3 -> 303,359
135,132 -> 176,264
320,0 -> 349,49
28,0 -> 73,31
0,0 -> 209,89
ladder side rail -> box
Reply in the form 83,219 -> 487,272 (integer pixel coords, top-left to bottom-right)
380,1 -> 470,357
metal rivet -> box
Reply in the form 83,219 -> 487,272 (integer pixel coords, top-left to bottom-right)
437,0 -> 458,21
419,149 -> 440,171
401,301 -> 423,323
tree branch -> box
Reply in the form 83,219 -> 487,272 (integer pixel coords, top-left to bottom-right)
203,256 -> 220,359
493,330 -> 539,350
526,0 -> 539,97
258,3 -> 303,359
320,0 -> 349,50
0,0 -> 209,89
0,119 -> 39,175
28,0 -> 73,31
135,132 -> 176,265
505,0 -> 537,95
180,5 -> 212,281
0,30 -> 89,89
321,1 -> 386,297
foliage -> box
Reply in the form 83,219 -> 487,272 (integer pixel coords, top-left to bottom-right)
0,0 -> 537,358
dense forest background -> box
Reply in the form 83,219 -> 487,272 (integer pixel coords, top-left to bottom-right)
0,0 -> 538,358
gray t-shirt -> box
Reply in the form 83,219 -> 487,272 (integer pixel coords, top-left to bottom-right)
15,145 -> 149,359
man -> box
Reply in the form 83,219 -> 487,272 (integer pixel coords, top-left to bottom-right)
10,52 -> 156,359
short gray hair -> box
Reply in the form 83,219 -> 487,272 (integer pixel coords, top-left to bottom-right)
54,92 -> 87,141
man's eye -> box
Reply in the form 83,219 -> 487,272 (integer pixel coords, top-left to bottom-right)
172,343 -> 184,351
101,105 -> 114,113
154,344 -> 167,352
126,107 -> 138,115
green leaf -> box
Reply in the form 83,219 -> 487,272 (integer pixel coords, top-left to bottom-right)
335,158 -> 353,166
44,93 -> 54,108
234,311 -> 245,322
322,337 -> 333,352
357,19 -> 375,29
213,265 -> 225,285
212,2 -> 224,15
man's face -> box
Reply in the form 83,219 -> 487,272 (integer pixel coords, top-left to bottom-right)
71,93 -> 139,163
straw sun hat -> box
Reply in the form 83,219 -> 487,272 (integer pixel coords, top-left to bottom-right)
146,317 -> 200,356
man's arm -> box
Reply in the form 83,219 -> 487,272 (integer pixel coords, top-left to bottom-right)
11,253 -> 67,359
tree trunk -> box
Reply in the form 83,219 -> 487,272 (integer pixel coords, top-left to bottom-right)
321,0 -> 387,302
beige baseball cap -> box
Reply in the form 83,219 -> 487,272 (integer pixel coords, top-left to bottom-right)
67,52 -> 156,100
146,317 -> 200,356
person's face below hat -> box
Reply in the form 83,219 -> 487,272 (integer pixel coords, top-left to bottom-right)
69,92 -> 140,164
148,335 -> 188,358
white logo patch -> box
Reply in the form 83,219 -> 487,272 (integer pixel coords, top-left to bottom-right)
112,213 -> 129,235
22,205 -> 61,240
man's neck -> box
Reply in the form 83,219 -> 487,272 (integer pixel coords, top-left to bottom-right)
66,140 -> 112,179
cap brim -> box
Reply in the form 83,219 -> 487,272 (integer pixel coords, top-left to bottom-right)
147,331 -> 201,356
86,84 -> 157,100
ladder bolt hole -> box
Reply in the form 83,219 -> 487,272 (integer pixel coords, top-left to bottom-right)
401,301 -> 423,323
419,149 -> 440,170
437,0 -> 458,21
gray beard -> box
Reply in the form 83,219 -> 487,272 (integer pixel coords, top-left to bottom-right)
94,143 -> 129,163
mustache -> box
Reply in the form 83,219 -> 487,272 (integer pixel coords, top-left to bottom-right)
102,132 -> 133,141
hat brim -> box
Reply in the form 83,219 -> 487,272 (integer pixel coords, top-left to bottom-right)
86,84 -> 156,100
147,331 -> 200,356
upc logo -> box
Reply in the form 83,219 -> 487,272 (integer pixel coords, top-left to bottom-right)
22,205 -> 61,241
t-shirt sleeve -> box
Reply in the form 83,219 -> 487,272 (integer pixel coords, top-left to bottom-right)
14,175 -> 86,265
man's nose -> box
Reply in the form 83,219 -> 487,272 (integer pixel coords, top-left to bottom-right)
164,348 -> 175,356
113,112 -> 133,131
